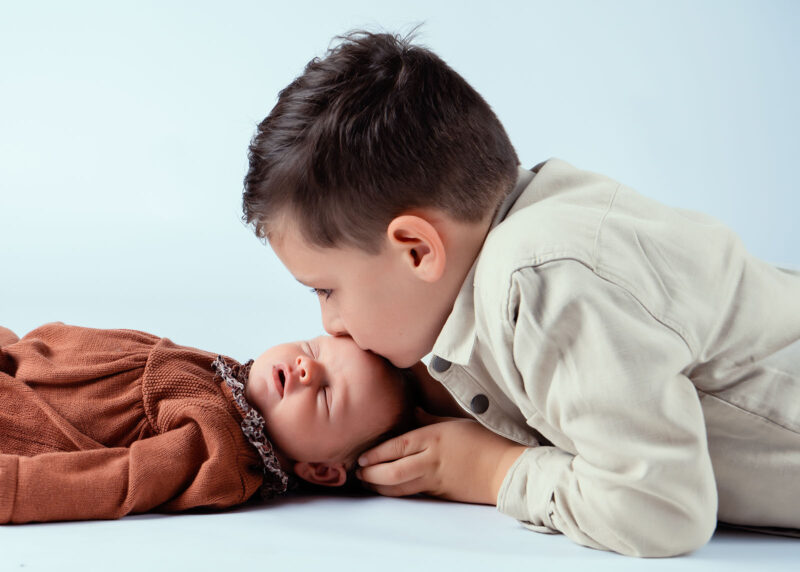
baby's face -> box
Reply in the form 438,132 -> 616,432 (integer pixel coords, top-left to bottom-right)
247,335 -> 404,465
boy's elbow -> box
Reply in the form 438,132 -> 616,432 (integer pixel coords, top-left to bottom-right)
622,496 -> 717,557
653,506 -> 716,557
579,480 -> 717,557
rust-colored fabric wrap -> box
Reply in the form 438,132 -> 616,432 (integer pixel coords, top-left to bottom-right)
0,323 -> 288,524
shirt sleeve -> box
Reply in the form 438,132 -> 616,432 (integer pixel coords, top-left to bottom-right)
495,261 -> 718,557
0,415 -> 255,524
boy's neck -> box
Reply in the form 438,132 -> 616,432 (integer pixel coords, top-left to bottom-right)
448,215 -> 494,279
430,209 -> 494,315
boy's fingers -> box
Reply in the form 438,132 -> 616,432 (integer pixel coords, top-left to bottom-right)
357,429 -> 422,467
370,476 -> 428,498
357,452 -> 426,486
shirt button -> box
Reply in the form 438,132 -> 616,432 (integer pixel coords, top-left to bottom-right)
430,356 -> 452,373
470,394 -> 489,414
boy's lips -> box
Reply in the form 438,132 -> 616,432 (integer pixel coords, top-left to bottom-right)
272,365 -> 286,398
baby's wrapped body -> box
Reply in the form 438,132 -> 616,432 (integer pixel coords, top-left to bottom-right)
0,323 -> 285,523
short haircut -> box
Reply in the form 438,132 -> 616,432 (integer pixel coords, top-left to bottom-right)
243,29 -> 520,253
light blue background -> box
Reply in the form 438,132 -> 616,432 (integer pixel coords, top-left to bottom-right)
1,0 -> 798,361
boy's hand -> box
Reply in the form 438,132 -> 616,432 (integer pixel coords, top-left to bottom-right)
356,410 -> 527,505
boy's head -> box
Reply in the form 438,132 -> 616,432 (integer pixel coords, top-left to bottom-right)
247,334 -> 413,487
243,31 -> 519,366
243,30 -> 519,253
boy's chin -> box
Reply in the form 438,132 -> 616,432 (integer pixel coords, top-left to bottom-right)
386,347 -> 427,369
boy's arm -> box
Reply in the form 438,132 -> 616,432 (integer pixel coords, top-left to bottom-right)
493,262 -> 717,556
357,410 -> 526,505
0,419 -> 255,523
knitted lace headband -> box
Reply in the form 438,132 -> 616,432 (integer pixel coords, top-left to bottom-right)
211,356 -> 291,499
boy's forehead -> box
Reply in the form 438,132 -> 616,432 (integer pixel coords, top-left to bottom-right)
268,212 -> 328,255
265,210 -> 302,247
268,221 -> 322,274
269,207 -> 391,256
271,224 -> 375,280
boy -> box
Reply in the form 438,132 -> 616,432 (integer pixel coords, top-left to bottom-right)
0,323 -> 413,523
242,31 -> 800,556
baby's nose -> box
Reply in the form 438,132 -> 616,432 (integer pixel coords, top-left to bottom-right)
296,356 -> 320,385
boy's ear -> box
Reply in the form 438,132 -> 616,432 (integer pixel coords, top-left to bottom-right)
386,215 -> 446,282
294,461 -> 348,487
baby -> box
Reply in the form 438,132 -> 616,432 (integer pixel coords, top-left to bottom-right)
0,323 -> 412,523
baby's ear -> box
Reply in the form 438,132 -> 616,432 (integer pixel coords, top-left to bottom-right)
294,461 -> 348,487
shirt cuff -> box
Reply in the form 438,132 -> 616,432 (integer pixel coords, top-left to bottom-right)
496,446 -> 572,533
0,455 -> 18,523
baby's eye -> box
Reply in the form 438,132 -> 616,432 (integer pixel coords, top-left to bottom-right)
323,387 -> 332,411
309,287 -> 333,300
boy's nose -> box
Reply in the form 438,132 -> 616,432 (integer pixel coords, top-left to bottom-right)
295,355 -> 321,386
322,310 -> 347,337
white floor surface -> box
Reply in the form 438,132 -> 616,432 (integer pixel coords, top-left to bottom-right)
1,494 -> 797,572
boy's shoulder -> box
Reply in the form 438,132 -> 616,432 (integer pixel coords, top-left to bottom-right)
470,159 -> 743,348
475,159 -> 619,289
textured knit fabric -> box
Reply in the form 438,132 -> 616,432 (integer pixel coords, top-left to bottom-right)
0,323 -> 285,523
428,159 -> 800,556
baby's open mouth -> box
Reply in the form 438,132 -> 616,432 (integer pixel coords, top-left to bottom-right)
272,365 -> 287,398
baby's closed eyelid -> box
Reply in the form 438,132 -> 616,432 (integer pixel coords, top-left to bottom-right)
312,340 -> 325,363
320,386 -> 333,415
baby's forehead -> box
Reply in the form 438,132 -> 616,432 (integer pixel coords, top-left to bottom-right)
308,336 -> 404,391
314,334 -> 359,354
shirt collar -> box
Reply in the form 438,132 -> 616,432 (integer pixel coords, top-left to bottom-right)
491,167 -> 535,231
430,166 -> 537,367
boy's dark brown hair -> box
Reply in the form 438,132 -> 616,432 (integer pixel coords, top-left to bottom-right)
243,29 -> 520,253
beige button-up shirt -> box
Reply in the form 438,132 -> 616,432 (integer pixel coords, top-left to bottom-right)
428,159 -> 800,557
